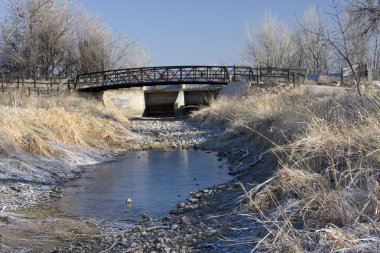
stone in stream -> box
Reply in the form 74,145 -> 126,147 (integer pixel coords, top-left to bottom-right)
180,216 -> 191,225
177,202 -> 186,209
189,198 -> 199,204
141,213 -> 153,221
171,224 -> 179,230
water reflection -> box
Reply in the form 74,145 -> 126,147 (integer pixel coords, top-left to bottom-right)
56,150 -> 229,221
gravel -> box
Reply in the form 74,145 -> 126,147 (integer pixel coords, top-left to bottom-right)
130,118 -> 224,149
55,181 -> 255,253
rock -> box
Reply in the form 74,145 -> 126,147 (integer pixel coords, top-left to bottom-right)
141,213 -> 152,221
217,185 -> 225,190
180,216 -> 191,225
189,198 -> 199,204
162,216 -> 171,221
177,202 -> 186,209
171,224 -> 179,230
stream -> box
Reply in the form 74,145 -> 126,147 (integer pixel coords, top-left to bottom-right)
56,149 -> 230,222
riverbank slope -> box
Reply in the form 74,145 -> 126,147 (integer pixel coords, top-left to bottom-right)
193,92 -> 380,252
1,90 -> 379,252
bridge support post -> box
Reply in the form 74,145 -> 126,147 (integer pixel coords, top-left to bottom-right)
174,90 -> 185,117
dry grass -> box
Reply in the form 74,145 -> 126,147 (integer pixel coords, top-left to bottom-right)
0,91 -> 132,158
197,91 -> 380,252
319,75 -> 340,85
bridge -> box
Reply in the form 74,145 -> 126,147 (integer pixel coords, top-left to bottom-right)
75,65 -> 306,117
75,66 -> 258,91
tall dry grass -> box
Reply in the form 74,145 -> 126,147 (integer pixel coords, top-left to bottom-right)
197,92 -> 380,252
0,91 -> 132,158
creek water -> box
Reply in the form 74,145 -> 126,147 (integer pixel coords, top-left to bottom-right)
56,149 -> 230,221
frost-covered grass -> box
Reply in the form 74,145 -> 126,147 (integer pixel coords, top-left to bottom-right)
0,92 -> 132,157
0,92 -> 136,209
196,92 -> 380,252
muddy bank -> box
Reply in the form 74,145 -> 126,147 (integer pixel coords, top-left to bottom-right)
0,207 -> 100,252
0,144 -> 129,252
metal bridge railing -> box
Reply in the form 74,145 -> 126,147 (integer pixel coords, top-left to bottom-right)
75,66 -> 306,91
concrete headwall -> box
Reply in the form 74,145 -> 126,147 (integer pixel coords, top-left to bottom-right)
99,83 -> 249,118
103,88 -> 145,117
184,90 -> 219,105
144,91 -> 179,117
219,81 -> 251,97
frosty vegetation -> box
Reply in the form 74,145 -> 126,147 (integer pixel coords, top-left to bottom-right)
242,0 -> 380,78
0,0 -> 151,79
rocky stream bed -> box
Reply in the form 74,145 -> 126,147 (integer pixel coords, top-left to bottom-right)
0,117 -> 268,253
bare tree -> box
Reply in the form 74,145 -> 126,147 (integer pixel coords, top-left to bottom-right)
37,0 -> 74,77
346,0 -> 380,77
296,7 -> 332,74
346,0 -> 380,34
0,0 -> 151,78
242,12 -> 293,68
0,0 -> 75,78
75,14 -> 150,73
321,0 -> 367,100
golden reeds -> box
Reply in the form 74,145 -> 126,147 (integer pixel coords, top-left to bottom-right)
0,93 -> 131,157
198,92 -> 380,252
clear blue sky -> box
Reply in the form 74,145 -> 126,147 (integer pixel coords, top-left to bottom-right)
82,0 -> 335,66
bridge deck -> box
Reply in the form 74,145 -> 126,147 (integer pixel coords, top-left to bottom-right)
75,66 -> 306,91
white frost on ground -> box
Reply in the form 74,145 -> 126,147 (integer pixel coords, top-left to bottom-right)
0,143 -> 107,210
0,118 -> 221,211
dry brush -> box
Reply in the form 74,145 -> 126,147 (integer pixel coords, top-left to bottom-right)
0,93 -> 133,159
197,92 -> 380,252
